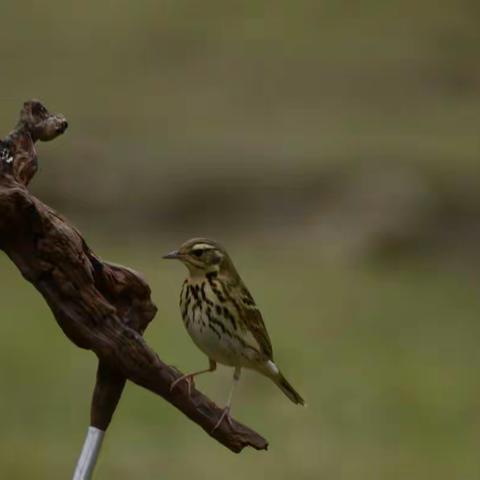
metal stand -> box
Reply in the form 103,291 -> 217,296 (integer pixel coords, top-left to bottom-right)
72,426 -> 105,480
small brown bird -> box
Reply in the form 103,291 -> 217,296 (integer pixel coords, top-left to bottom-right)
164,238 -> 304,430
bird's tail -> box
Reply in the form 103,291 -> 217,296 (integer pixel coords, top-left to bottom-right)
275,372 -> 305,406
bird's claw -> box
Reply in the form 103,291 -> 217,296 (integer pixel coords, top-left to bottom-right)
211,406 -> 234,432
170,374 -> 195,395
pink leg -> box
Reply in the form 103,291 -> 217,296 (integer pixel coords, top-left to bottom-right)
170,359 -> 216,395
212,367 -> 241,432
212,406 -> 234,431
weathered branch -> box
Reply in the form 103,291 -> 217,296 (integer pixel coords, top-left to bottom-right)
0,100 -> 268,453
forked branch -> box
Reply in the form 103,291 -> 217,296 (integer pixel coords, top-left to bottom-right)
0,101 -> 268,453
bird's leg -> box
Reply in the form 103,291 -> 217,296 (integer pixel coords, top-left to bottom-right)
170,358 -> 217,395
212,367 -> 241,432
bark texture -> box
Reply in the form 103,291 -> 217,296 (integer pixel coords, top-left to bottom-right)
0,100 -> 268,453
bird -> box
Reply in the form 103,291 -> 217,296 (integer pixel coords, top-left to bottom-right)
163,237 -> 305,430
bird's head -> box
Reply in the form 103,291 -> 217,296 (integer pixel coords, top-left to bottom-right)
163,238 -> 232,276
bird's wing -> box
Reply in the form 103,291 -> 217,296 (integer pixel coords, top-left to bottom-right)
228,279 -> 273,360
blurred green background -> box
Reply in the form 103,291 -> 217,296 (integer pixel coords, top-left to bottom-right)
1,1 -> 480,479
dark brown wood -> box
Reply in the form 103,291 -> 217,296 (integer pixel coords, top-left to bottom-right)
91,362 -> 126,430
0,100 -> 268,453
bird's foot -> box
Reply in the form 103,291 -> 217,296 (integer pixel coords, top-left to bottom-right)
211,406 -> 234,432
170,373 -> 195,396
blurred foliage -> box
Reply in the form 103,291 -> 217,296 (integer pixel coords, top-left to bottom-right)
1,2 -> 480,479
1,0 -> 480,259
1,243 -> 480,479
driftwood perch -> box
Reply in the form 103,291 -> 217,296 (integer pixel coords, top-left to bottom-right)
0,100 -> 268,455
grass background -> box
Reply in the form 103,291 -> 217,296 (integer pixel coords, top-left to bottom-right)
1,1 -> 480,478
1,241 -> 480,479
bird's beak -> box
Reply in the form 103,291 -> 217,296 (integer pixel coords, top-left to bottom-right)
163,249 -> 181,260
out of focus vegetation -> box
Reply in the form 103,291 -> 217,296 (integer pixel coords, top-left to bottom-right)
2,245 -> 480,479
1,0 -> 480,260
1,1 -> 480,479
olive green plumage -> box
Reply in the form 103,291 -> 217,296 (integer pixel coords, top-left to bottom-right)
164,238 -> 304,429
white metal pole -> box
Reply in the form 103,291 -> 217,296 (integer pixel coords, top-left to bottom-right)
72,426 -> 105,480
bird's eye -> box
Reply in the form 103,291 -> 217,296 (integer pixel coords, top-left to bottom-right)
191,249 -> 203,257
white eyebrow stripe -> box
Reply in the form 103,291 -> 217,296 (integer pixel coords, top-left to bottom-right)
192,243 -> 215,250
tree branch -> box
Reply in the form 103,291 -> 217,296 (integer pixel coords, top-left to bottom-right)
0,100 -> 268,453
